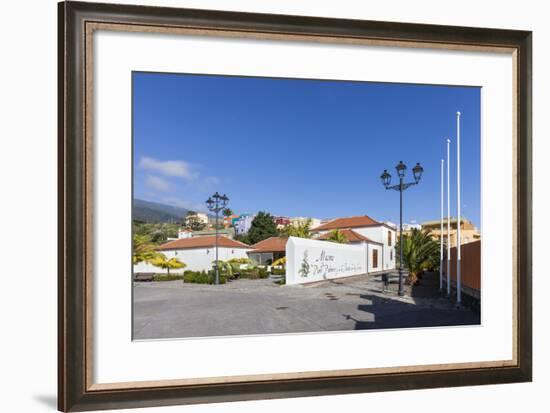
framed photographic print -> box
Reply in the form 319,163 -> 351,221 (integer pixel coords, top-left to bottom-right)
58,1 -> 532,411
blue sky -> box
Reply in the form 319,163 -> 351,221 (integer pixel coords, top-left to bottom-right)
133,72 -> 481,228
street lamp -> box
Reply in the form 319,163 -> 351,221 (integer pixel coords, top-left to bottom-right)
380,161 -> 424,296
205,192 -> 229,285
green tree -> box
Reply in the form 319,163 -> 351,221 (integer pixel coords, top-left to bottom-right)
325,229 -> 349,244
395,228 -> 440,285
132,233 -> 162,265
283,219 -> 312,239
246,211 -> 279,244
150,254 -> 186,275
222,208 -> 234,218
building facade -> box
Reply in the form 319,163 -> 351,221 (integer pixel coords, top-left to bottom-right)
422,217 -> 480,247
133,235 -> 252,274
311,215 -> 396,271
234,214 -> 254,235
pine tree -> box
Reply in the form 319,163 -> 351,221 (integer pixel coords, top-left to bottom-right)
246,211 -> 278,244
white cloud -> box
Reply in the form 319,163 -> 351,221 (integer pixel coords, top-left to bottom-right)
145,175 -> 171,192
139,156 -> 197,180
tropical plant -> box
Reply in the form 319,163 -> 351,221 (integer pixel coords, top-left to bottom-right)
212,260 -> 234,278
271,257 -> 286,267
395,228 -> 440,285
132,233 -> 162,264
246,211 -> 279,244
149,254 -> 186,275
325,229 -> 349,244
222,208 -> 234,218
283,219 -> 312,239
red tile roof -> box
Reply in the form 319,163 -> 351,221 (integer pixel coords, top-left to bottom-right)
317,229 -> 382,244
311,215 -> 381,232
248,236 -> 288,253
157,235 -> 251,250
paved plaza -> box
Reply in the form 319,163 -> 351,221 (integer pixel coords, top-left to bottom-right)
133,272 -> 480,340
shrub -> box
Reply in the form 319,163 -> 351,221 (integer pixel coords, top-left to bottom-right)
239,267 -> 268,279
183,270 -> 226,284
153,274 -> 185,281
271,268 -> 286,276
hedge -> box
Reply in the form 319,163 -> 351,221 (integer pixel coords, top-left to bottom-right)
183,270 -> 226,284
152,274 -> 185,281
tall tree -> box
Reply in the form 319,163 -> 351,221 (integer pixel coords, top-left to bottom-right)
246,211 -> 278,244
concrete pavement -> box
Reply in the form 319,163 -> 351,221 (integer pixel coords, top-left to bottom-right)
133,273 -> 480,340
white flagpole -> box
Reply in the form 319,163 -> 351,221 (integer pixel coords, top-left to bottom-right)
440,159 -> 444,291
446,138 -> 451,297
456,111 -> 462,305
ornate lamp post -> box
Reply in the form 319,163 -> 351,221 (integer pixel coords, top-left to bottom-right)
205,192 -> 229,285
380,161 -> 424,296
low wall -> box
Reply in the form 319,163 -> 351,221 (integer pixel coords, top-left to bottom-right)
444,240 -> 481,293
285,237 -> 368,285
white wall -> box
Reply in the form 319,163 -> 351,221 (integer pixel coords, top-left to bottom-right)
134,247 -> 251,273
353,226 -> 396,270
286,237 -> 370,285
1,1 -> 547,413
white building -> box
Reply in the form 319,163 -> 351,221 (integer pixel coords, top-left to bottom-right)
311,215 -> 396,271
234,214 -> 254,235
133,235 -> 252,274
184,212 -> 209,226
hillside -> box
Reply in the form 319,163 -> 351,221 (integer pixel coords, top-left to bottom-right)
133,199 -> 189,223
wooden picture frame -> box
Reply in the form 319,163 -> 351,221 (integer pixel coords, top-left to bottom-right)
58,1 -> 532,411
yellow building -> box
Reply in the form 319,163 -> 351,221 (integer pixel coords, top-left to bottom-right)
421,217 -> 480,247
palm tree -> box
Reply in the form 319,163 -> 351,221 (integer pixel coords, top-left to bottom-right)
132,234 -> 162,265
272,257 -> 286,267
150,254 -> 186,275
395,228 -> 440,285
283,219 -> 312,239
326,229 -> 349,244
212,260 -> 233,278
222,208 -> 234,218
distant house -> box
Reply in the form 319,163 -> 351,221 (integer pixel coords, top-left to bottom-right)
133,235 -> 252,274
247,236 -> 288,265
422,217 -> 480,247
234,214 -> 254,235
273,216 -> 291,230
184,212 -> 209,226
311,215 -> 396,271
290,216 -> 321,229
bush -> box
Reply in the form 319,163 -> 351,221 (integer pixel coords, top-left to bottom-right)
271,268 -> 285,276
153,274 -> 185,281
183,270 -> 226,284
239,267 -> 268,279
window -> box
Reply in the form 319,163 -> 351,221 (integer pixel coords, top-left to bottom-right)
373,249 -> 378,268
390,249 -> 393,261
388,231 -> 392,246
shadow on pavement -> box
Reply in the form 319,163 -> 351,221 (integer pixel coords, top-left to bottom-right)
345,271 -> 480,330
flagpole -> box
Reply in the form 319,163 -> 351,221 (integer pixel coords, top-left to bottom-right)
446,138 -> 451,297
440,159 -> 444,291
456,111 -> 462,305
